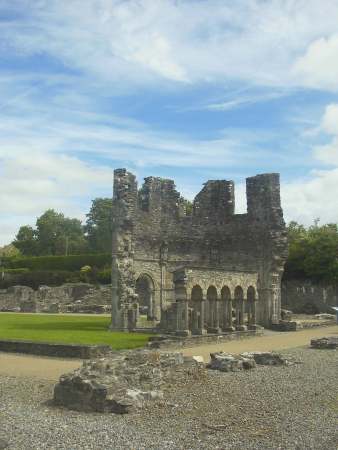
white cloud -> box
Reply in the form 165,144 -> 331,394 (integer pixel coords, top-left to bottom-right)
314,103 -> 338,165
282,169 -> 338,225
293,34 -> 338,91
3,0 -> 338,90
281,103 -> 338,225
320,103 -> 338,135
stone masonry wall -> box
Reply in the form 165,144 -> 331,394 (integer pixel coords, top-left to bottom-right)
281,279 -> 338,314
111,169 -> 288,330
0,283 -> 112,314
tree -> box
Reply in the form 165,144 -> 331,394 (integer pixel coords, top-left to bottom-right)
85,198 -> 113,253
13,210 -> 88,256
13,225 -> 39,256
285,220 -> 338,282
0,244 -> 21,257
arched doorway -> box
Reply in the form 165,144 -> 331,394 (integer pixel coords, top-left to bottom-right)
190,285 -> 203,332
135,274 -> 155,320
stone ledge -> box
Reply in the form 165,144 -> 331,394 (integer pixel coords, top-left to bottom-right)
272,319 -> 335,332
148,329 -> 264,349
0,339 -> 112,359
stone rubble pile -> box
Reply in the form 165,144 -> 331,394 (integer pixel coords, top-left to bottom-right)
207,352 -> 256,372
241,351 -> 288,366
310,336 -> 338,349
54,349 -> 204,414
207,351 -> 288,372
0,283 -> 112,314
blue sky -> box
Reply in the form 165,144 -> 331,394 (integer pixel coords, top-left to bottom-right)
1,0 -> 338,245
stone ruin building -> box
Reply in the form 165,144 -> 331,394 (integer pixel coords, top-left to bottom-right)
110,169 -> 288,335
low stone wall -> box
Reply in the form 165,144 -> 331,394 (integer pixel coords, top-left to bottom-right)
148,329 -> 264,349
0,283 -> 112,314
272,318 -> 336,332
282,279 -> 338,314
0,339 -> 112,359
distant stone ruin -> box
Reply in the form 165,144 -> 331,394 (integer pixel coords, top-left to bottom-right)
0,283 -> 111,314
110,169 -> 288,334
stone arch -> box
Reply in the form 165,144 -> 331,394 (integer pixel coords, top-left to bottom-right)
189,285 -> 203,332
247,286 -> 256,301
191,285 -> 203,301
135,271 -> 158,291
135,273 -> 155,320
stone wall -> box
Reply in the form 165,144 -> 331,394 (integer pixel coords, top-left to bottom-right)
281,279 -> 338,314
111,169 -> 288,332
0,283 -> 112,314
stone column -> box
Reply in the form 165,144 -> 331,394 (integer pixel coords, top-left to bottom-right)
173,270 -> 191,337
235,300 -> 240,327
224,298 -> 235,331
236,299 -> 247,331
207,299 -> 221,334
248,298 -> 260,330
199,299 -> 207,334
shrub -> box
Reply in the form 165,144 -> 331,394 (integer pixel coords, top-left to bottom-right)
4,253 -> 111,272
0,270 -> 83,290
4,268 -> 30,274
96,268 -> 111,284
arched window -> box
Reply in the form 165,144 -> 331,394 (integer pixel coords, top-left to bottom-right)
135,274 -> 155,320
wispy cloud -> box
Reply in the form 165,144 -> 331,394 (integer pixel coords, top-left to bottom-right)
2,0 -> 338,90
1,0 -> 338,245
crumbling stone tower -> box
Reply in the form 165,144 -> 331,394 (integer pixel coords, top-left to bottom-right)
110,169 -> 287,334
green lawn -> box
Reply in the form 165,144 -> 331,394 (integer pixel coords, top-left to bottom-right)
0,313 -> 152,350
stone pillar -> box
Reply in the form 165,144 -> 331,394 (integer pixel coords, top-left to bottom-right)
235,300 -> 240,326
223,298 -> 235,332
236,299 -> 247,331
248,297 -> 261,330
198,299 -> 207,334
191,300 -> 207,335
207,299 -> 221,334
173,270 -> 191,337
110,169 -> 138,332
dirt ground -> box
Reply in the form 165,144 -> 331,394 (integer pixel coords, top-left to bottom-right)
181,324 -> 338,360
0,325 -> 337,381
0,353 -> 82,380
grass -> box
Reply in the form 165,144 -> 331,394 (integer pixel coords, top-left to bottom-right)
0,313 -> 152,350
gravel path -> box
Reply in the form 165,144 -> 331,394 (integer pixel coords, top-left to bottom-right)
0,353 -> 81,380
181,325 -> 338,360
0,346 -> 337,450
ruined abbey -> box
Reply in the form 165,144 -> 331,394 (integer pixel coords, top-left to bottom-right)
110,169 -> 288,335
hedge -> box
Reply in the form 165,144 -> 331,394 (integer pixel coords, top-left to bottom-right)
1,268 -> 112,290
3,253 -> 111,272
3,268 -> 30,274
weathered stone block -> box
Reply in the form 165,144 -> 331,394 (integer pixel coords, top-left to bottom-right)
310,337 -> 338,349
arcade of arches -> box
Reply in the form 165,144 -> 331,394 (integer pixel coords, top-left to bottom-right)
187,284 -> 258,334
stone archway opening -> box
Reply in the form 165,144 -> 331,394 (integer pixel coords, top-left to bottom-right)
135,274 -> 155,320
190,285 -> 203,332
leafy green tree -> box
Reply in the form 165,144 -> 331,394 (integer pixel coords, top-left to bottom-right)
13,210 -> 87,256
285,220 -> 338,282
13,225 -> 39,256
0,243 -> 21,257
85,198 -> 113,253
